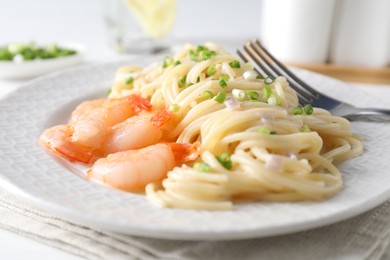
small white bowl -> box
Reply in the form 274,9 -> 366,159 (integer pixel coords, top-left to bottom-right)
0,42 -> 85,79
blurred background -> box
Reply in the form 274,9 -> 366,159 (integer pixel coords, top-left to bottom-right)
0,0 -> 389,83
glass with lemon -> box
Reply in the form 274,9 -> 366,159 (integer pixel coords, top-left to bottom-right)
105,0 -> 177,53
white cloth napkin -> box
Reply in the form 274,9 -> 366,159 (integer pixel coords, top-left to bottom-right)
0,183 -> 389,260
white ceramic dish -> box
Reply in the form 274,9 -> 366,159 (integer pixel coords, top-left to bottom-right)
0,58 -> 389,241
0,42 -> 85,79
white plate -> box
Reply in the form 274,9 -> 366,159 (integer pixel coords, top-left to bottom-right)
0,43 -> 85,79
0,58 -> 389,241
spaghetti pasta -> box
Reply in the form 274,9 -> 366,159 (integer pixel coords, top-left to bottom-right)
109,43 -> 363,210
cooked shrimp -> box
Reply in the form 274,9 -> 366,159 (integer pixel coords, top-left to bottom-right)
101,108 -> 173,155
40,94 -> 152,164
70,95 -> 152,127
39,125 -> 96,164
88,142 -> 199,191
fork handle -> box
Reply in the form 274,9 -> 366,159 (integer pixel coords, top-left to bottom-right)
343,108 -> 390,122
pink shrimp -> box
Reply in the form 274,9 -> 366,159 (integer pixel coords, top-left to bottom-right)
39,125 -> 97,164
101,108 -> 173,155
39,95 -> 152,164
70,95 -> 152,126
88,142 -> 199,192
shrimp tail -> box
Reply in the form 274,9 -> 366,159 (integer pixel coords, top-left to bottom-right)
167,142 -> 200,164
39,126 -> 95,164
151,108 -> 173,127
124,94 -> 152,114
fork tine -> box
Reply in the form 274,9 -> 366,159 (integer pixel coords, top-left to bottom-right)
237,49 -> 262,76
243,43 -> 276,79
253,40 -> 319,99
247,41 -> 316,105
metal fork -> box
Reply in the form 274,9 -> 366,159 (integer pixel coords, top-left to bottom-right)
238,39 -> 390,122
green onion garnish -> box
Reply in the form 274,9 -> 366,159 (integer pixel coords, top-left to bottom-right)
178,75 -> 187,88
162,57 -> 174,68
219,79 -> 227,88
189,49 -> 197,61
202,90 -> 214,99
301,124 -> 311,132
267,93 -> 281,106
107,89 -> 112,95
169,104 -> 180,112
193,162 -> 211,172
219,75 -> 229,88
264,76 -> 274,85
232,89 -> 246,100
200,50 -> 211,60
247,90 -> 259,101
126,77 -> 134,85
216,153 -> 232,170
293,107 -> 303,115
197,45 -> 207,52
256,74 -> 265,80
262,86 -> 272,99
207,65 -> 217,76
214,91 -> 227,103
229,60 -> 241,69
270,131 -> 278,135
174,60 -> 181,66
0,43 -> 77,61
188,83 -> 194,87
258,127 -> 272,134
197,76 -> 200,83
303,104 -> 313,115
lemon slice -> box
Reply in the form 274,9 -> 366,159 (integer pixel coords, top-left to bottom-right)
124,0 -> 177,39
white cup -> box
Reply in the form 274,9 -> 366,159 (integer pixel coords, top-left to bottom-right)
260,0 -> 336,64
330,0 -> 390,68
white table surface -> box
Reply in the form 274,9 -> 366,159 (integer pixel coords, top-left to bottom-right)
1,0 -> 389,259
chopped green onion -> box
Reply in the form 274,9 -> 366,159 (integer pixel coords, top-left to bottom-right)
197,45 -> 207,52
188,83 -> 194,87
229,60 -> 241,68
232,89 -> 246,100
258,127 -> 272,134
107,89 -> 112,95
197,76 -> 200,83
264,76 -> 274,85
189,46 -> 216,62
303,104 -> 313,115
220,75 -> 229,81
301,124 -> 311,132
126,77 -> 134,85
174,60 -> 181,66
270,131 -> 278,135
202,90 -> 214,99
214,91 -> 227,103
169,104 -> 180,112
267,93 -> 281,106
219,79 -> 227,88
256,74 -> 265,80
0,43 -> 77,61
200,50 -> 211,60
293,107 -> 303,115
216,153 -> 232,170
207,65 -> 217,76
193,162 -> 211,172
247,90 -> 259,101
189,49 -> 197,61
262,86 -> 272,99
178,75 -> 187,88
162,56 -> 174,68
219,75 -> 230,88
